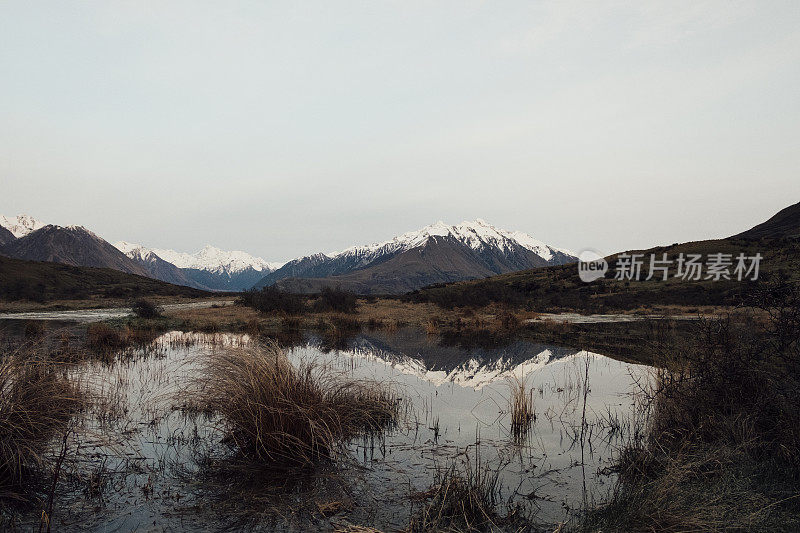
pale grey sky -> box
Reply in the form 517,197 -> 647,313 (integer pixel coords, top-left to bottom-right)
1,1 -> 799,261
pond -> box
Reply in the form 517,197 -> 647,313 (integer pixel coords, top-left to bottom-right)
0,323 -> 650,531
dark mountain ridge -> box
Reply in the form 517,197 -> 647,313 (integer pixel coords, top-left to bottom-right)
734,201 -> 800,240
0,225 -> 149,276
0,226 -> 15,247
255,219 -> 576,294
0,254 -> 207,302
274,235 -> 575,295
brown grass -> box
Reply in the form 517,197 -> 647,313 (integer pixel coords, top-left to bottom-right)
508,375 -> 534,443
408,453 -> 524,533
581,280 -> 800,531
198,343 -> 398,469
85,323 -> 159,351
0,355 -> 84,502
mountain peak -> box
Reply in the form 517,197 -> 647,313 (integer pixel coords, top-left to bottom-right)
326,218 -> 572,261
258,218 -> 576,293
0,214 -> 47,238
150,244 -> 282,275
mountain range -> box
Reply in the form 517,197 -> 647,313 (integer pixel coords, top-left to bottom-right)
1,225 -> 149,276
0,215 -> 282,292
412,201 -> 800,312
257,219 -> 576,294
0,214 -> 575,294
114,241 -> 281,291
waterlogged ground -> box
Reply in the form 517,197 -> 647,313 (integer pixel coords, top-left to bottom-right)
0,300 -> 234,323
1,325 -> 650,531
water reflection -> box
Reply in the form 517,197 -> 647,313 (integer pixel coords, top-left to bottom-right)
2,327 -> 649,531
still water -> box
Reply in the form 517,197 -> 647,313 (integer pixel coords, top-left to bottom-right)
0,324 -> 649,531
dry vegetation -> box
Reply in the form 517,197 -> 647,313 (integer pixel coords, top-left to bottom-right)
409,452 -> 527,533
86,322 -> 161,352
0,353 -> 84,503
197,343 -> 398,469
581,279 -> 800,531
508,375 -> 535,444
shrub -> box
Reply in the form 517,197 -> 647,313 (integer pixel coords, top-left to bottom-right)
312,287 -> 358,314
237,287 -> 306,315
583,279 -> 800,531
131,299 -> 162,319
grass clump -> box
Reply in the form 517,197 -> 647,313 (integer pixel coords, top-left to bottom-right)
200,343 -> 397,469
0,355 -> 83,502
86,323 -> 159,352
582,279 -> 800,531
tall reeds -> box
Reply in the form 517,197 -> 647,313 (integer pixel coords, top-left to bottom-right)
508,374 -> 535,443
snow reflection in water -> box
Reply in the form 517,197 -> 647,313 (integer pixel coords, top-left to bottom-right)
6,328 -> 649,531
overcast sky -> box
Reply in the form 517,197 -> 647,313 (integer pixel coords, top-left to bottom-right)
1,1 -> 799,261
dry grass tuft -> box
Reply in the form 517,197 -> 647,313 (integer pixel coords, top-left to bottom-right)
508,375 -> 535,443
0,355 -> 84,502
408,454 -> 524,533
199,343 -> 398,469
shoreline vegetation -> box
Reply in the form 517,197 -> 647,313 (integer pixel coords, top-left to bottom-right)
1,272 -> 799,529
578,280 -> 800,531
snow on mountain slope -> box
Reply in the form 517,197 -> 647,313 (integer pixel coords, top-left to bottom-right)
256,218 -> 576,292
114,241 -> 282,290
114,240 -> 162,264
0,214 -> 47,238
333,338 -> 584,390
330,218 -> 572,265
149,245 -> 282,275
114,242 -> 281,275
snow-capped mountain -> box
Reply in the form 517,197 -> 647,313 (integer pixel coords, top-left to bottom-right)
114,242 -> 283,291
3,212 -> 572,295
303,333 -> 582,390
113,241 -> 206,289
115,241 -> 162,264
2,225 -> 149,276
330,218 -> 572,266
151,245 -> 282,276
0,214 -> 47,238
255,219 -> 576,294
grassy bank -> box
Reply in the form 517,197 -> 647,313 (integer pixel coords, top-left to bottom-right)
409,237 -> 799,313
579,281 -> 800,531
97,294 -> 716,367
